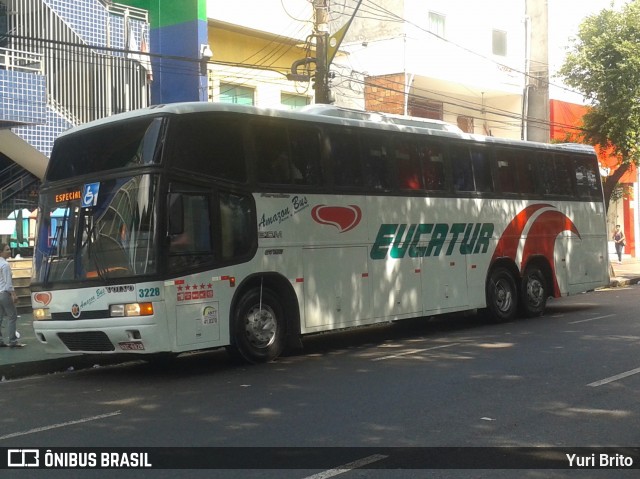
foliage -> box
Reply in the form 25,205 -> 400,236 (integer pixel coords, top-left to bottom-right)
558,0 -> 640,211
605,180 -> 633,204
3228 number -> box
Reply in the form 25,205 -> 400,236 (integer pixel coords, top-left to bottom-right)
139,287 -> 160,298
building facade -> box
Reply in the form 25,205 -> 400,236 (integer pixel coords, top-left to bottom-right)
0,0 -> 151,246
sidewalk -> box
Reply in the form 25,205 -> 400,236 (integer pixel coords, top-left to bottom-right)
608,255 -> 640,287
0,313 -> 132,381
2,258 -> 640,381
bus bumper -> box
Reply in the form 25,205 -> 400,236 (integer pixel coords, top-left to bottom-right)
32,318 -> 169,355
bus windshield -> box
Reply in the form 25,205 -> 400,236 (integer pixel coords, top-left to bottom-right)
46,116 -> 165,180
32,174 -> 160,284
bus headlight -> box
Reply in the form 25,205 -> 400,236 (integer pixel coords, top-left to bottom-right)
110,302 -> 154,317
33,308 -> 52,320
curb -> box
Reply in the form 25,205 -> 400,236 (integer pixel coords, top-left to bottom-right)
0,354 -> 134,381
609,277 -> 640,288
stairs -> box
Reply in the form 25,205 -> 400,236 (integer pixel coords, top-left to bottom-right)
9,257 -> 32,313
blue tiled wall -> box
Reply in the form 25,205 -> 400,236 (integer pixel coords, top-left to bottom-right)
43,0 -> 147,53
3,0 -> 148,160
43,0 -> 107,46
0,70 -> 46,125
13,107 -> 74,159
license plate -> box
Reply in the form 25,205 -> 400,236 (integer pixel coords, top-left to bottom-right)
119,342 -> 145,351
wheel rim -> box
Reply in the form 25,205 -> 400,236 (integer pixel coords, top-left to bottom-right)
244,304 -> 277,349
526,276 -> 544,307
494,278 -> 514,313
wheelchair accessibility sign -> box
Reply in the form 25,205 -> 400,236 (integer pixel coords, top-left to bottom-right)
81,183 -> 100,207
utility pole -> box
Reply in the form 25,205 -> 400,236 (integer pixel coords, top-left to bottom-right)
313,0 -> 331,104
288,0 -> 362,104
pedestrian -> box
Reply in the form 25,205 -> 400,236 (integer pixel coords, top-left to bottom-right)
0,242 -> 25,348
612,225 -> 626,265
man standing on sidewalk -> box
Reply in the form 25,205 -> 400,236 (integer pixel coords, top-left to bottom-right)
0,242 -> 25,348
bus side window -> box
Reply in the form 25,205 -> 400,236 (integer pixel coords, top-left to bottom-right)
470,147 -> 493,193
419,141 -> 446,191
495,149 -> 518,193
517,152 -> 537,194
170,114 -> 246,182
574,156 -> 602,198
253,122 -> 294,185
361,133 -> 393,190
450,145 -> 475,192
326,128 -> 362,188
219,191 -> 254,261
289,126 -> 322,185
540,154 -> 573,196
395,140 -> 423,190
168,193 -> 213,270
554,155 -> 575,196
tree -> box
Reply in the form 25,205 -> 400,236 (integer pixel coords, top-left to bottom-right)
558,0 -> 640,211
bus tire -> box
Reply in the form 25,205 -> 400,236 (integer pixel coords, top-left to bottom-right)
231,287 -> 285,364
485,267 -> 518,322
520,265 -> 547,317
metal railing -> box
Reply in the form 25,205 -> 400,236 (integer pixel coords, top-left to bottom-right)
7,0 -> 150,125
0,46 -> 44,74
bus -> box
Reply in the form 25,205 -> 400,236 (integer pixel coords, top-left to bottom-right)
30,102 -> 609,363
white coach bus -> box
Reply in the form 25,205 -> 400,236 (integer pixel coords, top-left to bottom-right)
30,102 -> 609,363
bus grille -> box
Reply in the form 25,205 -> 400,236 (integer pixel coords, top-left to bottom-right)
57,332 -> 115,352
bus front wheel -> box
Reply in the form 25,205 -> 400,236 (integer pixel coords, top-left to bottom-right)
231,287 -> 286,364
486,267 -> 518,322
520,265 -> 547,317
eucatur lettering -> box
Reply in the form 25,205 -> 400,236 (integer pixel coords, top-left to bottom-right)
370,222 -> 494,260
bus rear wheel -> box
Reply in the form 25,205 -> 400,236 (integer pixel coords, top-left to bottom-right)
485,267 -> 518,322
520,265 -> 547,317
231,287 -> 286,364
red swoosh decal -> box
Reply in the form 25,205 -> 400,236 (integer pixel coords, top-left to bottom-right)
311,205 -> 362,233
491,204 -> 550,261
493,205 -> 581,296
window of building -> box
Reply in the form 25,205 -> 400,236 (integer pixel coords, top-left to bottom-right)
492,29 -> 507,56
428,12 -> 446,37
457,116 -> 474,133
408,99 -> 443,121
220,83 -> 254,105
281,93 -> 310,110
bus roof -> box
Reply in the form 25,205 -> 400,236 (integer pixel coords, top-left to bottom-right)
58,102 -> 596,155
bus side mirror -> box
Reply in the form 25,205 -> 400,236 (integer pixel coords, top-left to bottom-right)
167,193 -> 184,235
